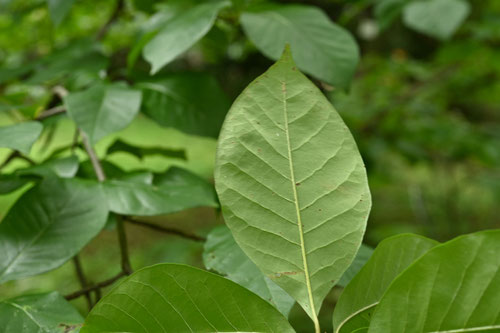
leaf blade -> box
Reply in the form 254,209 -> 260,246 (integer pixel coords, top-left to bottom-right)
0,121 -> 43,155
215,47 -> 371,318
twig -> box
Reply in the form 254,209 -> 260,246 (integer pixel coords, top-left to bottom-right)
64,271 -> 127,300
96,0 -> 125,40
116,215 -> 133,275
80,131 -> 106,182
72,256 -> 93,309
125,218 -> 207,242
36,105 -> 66,120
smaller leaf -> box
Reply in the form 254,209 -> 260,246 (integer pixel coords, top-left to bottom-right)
82,264 -> 295,333
369,230 -> 500,333
0,121 -> 43,155
106,139 -> 186,160
333,234 -> 438,333
203,225 -> 295,317
403,0 -> 470,40
103,166 -> 218,216
17,156 -> 79,178
0,291 -> 83,333
337,244 -> 374,288
64,83 -> 142,144
47,0 -> 76,26
0,175 -> 32,195
143,0 -> 231,74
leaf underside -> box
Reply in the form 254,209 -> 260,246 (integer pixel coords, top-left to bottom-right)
215,46 -> 371,318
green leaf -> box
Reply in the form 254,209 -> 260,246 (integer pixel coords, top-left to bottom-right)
214,47 -> 371,320
77,160 -> 125,181
402,0 -> 470,40
17,156 -> 80,178
0,122 -> 43,155
368,230 -> 500,333
0,177 -> 108,283
143,1 -> 231,74
64,83 -> 142,144
81,264 -> 295,333
375,0 -> 409,29
0,291 -> 83,333
203,225 -> 295,317
332,234 -> 438,333
106,139 -> 186,160
337,244 -> 374,288
104,166 -> 218,216
138,73 -> 230,137
0,175 -> 31,194
241,4 -> 359,89
47,0 -> 76,26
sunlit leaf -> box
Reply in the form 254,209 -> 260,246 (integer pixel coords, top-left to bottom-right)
215,46 -> 371,320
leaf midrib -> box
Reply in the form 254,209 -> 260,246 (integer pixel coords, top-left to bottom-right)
280,80 -> 317,319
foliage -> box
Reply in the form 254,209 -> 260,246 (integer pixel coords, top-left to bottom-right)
0,0 -> 499,332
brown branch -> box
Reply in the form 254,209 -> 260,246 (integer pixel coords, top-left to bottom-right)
81,131 -> 106,182
125,218 -> 207,242
36,105 -> 66,120
96,0 -> 125,40
64,271 -> 127,300
116,215 -> 133,275
72,256 -> 93,309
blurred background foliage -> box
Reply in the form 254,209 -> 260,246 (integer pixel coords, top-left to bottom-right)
0,0 -> 499,331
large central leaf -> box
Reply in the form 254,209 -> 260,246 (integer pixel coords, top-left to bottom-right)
214,47 -> 371,320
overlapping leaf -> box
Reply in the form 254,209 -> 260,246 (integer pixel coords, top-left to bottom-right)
203,225 -> 295,317
103,166 -> 218,216
333,234 -> 438,333
241,4 -> 359,89
368,230 -> 500,333
215,47 -> 371,319
0,292 -> 83,333
0,177 -> 108,283
81,264 -> 295,333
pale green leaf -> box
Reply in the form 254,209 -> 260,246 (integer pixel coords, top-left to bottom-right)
369,230 -> 500,333
403,0 -> 470,40
138,73 -> 230,138
81,264 -> 295,333
47,0 -> 76,26
64,83 -> 142,144
333,234 -> 438,333
203,225 -> 295,317
0,292 -> 83,333
103,166 -> 218,216
214,47 -> 371,320
0,122 -> 43,155
0,177 -> 108,283
143,1 -> 231,74
18,156 -> 80,178
241,4 -> 359,89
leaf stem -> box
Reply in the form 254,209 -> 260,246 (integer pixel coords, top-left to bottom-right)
64,271 -> 127,300
125,217 -> 207,242
72,255 -> 93,309
116,215 -> 133,275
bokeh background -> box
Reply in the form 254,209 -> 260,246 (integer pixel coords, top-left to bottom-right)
1,0 -> 499,331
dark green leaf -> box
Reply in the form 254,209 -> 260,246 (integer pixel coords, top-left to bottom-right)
0,177 -> 108,283
0,292 -> 83,333
333,234 -> 438,333
203,225 -> 295,317
0,122 -> 43,155
241,4 -> 359,89
369,230 -> 500,333
81,264 -> 295,333
215,47 -> 371,320
17,156 -> 79,178
403,0 -> 470,40
106,139 -> 186,160
143,0 -> 231,74
104,166 -> 218,216
64,83 -> 142,144
337,244 -> 374,288
138,73 -> 230,137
